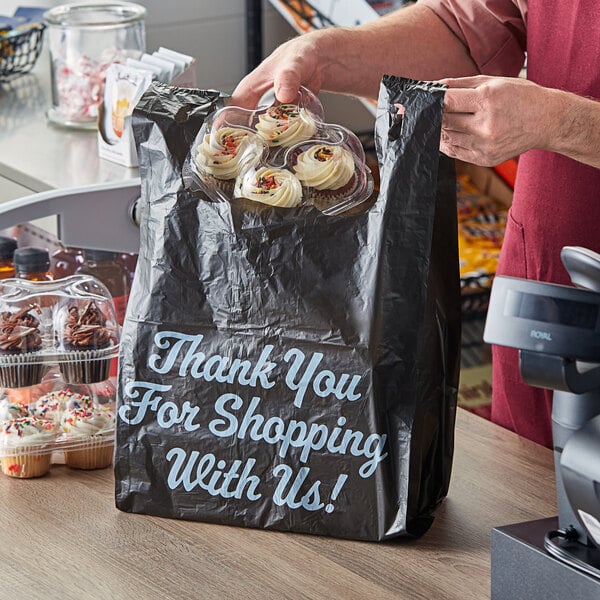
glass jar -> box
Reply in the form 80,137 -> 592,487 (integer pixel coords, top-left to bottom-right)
44,2 -> 146,129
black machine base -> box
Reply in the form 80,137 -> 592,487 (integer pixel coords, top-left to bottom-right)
491,517 -> 600,599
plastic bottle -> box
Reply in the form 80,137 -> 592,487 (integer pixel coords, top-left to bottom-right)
116,252 -> 138,287
76,248 -> 131,380
9,246 -> 55,403
0,236 -> 17,279
76,249 -> 130,325
14,247 -> 54,281
50,246 -> 84,279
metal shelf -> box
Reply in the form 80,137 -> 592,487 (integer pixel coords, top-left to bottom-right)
0,179 -> 141,254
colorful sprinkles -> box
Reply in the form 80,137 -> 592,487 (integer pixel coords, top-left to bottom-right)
2,417 -> 55,437
315,147 -> 333,162
253,174 -> 280,194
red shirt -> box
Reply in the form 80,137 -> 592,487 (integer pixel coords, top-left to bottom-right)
421,0 -> 600,447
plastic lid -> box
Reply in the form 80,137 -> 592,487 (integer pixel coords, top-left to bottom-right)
187,86 -> 374,216
0,274 -> 121,391
14,247 -> 50,273
83,249 -> 118,262
0,236 -> 17,260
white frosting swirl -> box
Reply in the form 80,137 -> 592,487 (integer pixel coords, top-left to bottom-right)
0,399 -> 28,423
195,127 -> 263,180
61,408 -> 115,437
235,167 -> 303,208
29,390 -> 93,422
1,417 -> 57,449
294,144 -> 355,190
255,105 -> 317,147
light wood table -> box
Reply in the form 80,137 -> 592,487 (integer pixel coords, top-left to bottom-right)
0,409 -> 556,600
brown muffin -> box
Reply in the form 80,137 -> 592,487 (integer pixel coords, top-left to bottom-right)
0,305 -> 45,388
58,301 -> 116,384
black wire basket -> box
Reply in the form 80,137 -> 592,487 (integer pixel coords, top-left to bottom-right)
0,24 -> 45,83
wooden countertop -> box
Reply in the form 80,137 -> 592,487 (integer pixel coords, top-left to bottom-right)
0,409 -> 556,600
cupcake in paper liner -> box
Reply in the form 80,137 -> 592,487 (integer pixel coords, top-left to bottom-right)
0,305 -> 45,389
56,300 -> 117,384
255,104 -> 317,148
235,167 -> 303,208
60,407 -> 115,469
293,143 -> 357,209
188,86 -> 373,215
0,417 -> 58,478
194,126 -> 264,198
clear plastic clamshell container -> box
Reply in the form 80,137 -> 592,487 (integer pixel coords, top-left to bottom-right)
185,87 -> 374,215
0,275 -> 118,477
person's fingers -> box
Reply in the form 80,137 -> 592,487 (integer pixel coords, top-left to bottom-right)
230,73 -> 273,109
442,112 -> 476,133
443,88 -> 480,114
441,129 -> 472,148
274,63 -> 303,103
231,41 -> 318,108
440,136 -> 479,164
441,129 -> 502,166
439,75 -> 488,88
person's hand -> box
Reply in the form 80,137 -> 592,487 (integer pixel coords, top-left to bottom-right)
230,31 -> 328,109
440,75 -> 547,166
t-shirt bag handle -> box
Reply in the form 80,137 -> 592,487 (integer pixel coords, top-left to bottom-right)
115,76 -> 460,541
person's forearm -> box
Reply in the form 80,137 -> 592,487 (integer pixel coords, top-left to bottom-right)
547,89 -> 600,169
312,4 -> 478,99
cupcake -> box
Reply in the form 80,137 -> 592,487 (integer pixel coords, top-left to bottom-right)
235,167 -> 303,208
60,407 -> 115,469
194,127 -> 264,196
255,104 -> 317,148
0,398 -> 28,423
293,144 -> 356,209
0,417 -> 57,478
29,389 -> 93,423
57,301 -> 116,384
0,305 -> 45,389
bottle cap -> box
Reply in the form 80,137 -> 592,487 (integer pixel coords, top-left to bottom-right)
14,247 -> 50,273
0,236 -> 17,260
83,248 -> 118,262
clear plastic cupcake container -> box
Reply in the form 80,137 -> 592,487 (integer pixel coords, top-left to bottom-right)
185,86 -> 374,215
0,276 -> 119,475
0,379 -> 116,477
0,275 -> 120,388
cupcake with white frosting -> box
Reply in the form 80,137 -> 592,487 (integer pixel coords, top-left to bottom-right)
293,144 -> 358,213
0,398 -> 28,423
255,104 -> 317,148
294,144 -> 355,190
235,167 -> 303,208
0,417 -> 58,478
29,389 -> 93,423
61,407 -> 115,469
195,126 -> 264,196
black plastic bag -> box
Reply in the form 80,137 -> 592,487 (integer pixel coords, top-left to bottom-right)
115,76 -> 460,541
